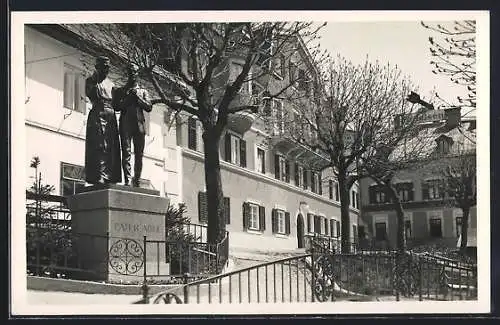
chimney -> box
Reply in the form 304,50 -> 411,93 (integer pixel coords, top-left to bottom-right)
444,107 -> 461,129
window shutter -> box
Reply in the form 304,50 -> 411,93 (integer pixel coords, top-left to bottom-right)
409,186 -> 414,201
314,215 -> 320,233
198,192 -> 208,223
262,151 -> 266,173
188,117 -> 197,150
311,172 -> 316,193
324,218 -> 328,236
307,213 -> 312,233
285,212 -> 291,235
336,221 -> 341,237
328,180 -> 333,200
335,183 -> 340,201
318,172 -> 323,195
294,163 -> 300,186
239,139 -> 247,168
271,209 -> 277,233
422,182 -> 429,200
73,75 -> 81,112
259,206 -> 266,231
369,186 -> 376,204
224,197 -> 230,224
224,133 -> 232,162
242,202 -> 250,230
285,160 -> 290,183
274,154 -> 280,180
439,179 -> 445,198
303,170 -> 308,190
330,220 -> 334,238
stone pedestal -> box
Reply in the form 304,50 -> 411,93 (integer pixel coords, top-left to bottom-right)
66,184 -> 169,282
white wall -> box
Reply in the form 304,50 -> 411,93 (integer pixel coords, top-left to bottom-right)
24,26 -> 181,202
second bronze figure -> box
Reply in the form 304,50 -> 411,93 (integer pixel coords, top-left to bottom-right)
113,63 -> 152,187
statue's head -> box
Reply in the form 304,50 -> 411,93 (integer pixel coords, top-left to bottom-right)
95,56 -> 110,78
127,63 -> 139,82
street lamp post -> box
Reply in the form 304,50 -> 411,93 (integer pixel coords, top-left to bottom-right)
406,91 -> 434,110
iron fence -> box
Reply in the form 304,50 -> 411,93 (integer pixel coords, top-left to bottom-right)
139,244 -> 477,304
26,193 -> 230,283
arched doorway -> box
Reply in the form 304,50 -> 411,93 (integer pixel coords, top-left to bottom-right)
297,213 -> 305,248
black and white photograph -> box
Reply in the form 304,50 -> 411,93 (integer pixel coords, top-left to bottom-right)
10,10 -> 490,315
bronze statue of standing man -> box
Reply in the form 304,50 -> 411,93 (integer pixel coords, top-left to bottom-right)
113,63 -> 152,187
84,56 -> 122,185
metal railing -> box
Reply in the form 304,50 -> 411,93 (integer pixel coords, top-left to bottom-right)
26,193 -> 230,283
304,234 -> 358,253
140,253 -> 317,304
138,242 -> 477,304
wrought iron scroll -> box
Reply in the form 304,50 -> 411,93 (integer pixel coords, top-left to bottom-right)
152,292 -> 184,304
109,238 -> 144,275
312,254 -> 336,302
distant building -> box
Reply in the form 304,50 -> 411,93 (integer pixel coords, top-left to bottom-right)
358,106 -> 477,250
24,24 -> 360,253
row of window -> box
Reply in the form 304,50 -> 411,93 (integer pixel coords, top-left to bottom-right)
369,179 -> 446,204
373,214 -> 464,242
188,124 -> 360,208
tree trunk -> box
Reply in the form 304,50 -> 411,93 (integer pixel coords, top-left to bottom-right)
383,185 -> 406,253
202,130 -> 225,245
393,198 -> 406,254
460,206 -> 470,251
338,172 -> 351,253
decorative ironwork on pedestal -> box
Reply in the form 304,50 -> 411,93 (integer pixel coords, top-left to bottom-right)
109,238 -> 144,275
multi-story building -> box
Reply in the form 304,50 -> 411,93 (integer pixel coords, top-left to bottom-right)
358,107 -> 477,250
24,24 -> 360,253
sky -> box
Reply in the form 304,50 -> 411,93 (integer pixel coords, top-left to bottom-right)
318,21 -> 470,111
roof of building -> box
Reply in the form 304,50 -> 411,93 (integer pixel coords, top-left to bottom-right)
389,118 -> 476,163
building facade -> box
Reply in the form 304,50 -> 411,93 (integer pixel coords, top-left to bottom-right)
358,107 -> 477,250
24,26 -> 183,204
24,24 -> 360,252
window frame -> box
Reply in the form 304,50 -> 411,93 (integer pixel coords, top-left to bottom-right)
248,203 -> 260,231
60,162 -> 85,196
375,222 -> 388,241
427,210 -> 444,238
395,182 -> 414,202
423,178 -> 445,200
256,146 -> 266,174
225,131 -> 247,168
277,209 -> 286,234
63,63 -> 86,114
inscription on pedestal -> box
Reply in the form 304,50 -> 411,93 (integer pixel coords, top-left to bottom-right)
113,222 -> 162,234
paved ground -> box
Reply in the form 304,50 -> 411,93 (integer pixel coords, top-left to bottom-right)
27,290 -> 142,305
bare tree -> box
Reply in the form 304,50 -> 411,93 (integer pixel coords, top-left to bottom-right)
444,150 -> 476,251
68,22 -> 325,244
279,55 -> 421,253
360,125 -> 434,253
421,20 -> 476,109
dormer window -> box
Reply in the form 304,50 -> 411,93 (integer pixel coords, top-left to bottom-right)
436,136 -> 454,154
